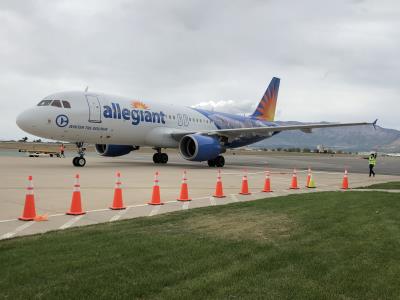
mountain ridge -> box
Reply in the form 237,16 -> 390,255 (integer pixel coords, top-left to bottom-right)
252,121 -> 400,152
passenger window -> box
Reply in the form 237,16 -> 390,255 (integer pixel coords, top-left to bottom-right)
37,100 -> 52,106
62,101 -> 71,108
51,100 -> 62,108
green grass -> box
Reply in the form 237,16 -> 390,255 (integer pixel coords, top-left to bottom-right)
357,181 -> 400,190
1,191 -> 400,299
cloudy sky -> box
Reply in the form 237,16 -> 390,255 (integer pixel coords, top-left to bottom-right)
1,0 -> 399,140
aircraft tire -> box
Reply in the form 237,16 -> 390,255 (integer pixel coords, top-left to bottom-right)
160,153 -> 168,164
215,155 -> 225,168
207,160 -> 216,167
153,153 -> 160,164
72,157 -> 79,166
76,157 -> 86,167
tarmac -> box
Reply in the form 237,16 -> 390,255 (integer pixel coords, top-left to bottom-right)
0,152 -> 399,240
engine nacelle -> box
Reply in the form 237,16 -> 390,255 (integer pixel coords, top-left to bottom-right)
179,134 -> 224,161
95,144 -> 136,157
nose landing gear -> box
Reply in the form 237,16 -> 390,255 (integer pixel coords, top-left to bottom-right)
153,148 -> 168,164
72,142 -> 87,167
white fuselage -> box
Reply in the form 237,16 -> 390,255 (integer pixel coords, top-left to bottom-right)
16,79 -> 371,167
16,91 -> 221,148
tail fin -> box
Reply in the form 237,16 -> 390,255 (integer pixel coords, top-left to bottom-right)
251,77 -> 280,121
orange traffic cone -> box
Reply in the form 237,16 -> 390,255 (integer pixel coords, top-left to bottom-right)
148,171 -> 164,205
67,174 -> 86,215
239,170 -> 251,195
289,169 -> 300,189
177,170 -> 191,201
306,168 -> 311,187
213,169 -> 226,198
19,176 -> 37,221
262,170 -> 272,192
341,169 -> 349,190
110,171 -> 126,210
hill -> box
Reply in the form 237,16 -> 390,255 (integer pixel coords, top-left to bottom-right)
253,122 -> 400,152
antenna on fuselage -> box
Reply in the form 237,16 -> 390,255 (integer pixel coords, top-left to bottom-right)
84,86 -> 89,92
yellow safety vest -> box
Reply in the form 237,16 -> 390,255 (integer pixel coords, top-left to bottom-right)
369,156 -> 376,165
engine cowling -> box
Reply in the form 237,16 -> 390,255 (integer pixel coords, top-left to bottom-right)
95,144 -> 135,157
179,134 -> 224,161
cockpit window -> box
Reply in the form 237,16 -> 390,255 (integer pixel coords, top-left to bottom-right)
37,100 -> 52,106
62,101 -> 71,108
51,100 -> 62,107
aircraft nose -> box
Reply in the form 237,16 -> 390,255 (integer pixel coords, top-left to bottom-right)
16,109 -> 34,132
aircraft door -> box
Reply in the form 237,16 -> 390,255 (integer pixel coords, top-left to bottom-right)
86,95 -> 102,123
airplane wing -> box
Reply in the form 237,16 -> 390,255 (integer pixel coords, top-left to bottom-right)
171,120 -> 377,141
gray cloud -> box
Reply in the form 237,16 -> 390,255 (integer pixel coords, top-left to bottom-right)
0,0 -> 399,140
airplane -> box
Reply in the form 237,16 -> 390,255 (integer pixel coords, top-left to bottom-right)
16,77 -> 377,167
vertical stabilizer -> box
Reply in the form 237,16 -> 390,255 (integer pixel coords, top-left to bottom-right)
251,77 -> 280,121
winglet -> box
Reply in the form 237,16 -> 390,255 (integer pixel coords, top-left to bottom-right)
372,119 -> 378,130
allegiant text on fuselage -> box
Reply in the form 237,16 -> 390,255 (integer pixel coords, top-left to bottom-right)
103,103 -> 166,126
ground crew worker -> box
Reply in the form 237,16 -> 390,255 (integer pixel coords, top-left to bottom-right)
60,143 -> 65,158
368,152 -> 377,177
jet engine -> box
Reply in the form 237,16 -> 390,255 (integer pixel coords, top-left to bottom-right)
95,144 -> 136,157
179,134 -> 224,161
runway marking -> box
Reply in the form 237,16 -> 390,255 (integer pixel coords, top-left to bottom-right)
127,203 -> 148,208
1,221 -> 35,240
230,194 -> 239,202
48,213 -> 65,218
209,196 -> 216,206
59,215 -> 84,230
182,202 -> 189,210
0,218 -> 18,223
109,208 -> 130,222
149,206 -> 161,216
191,196 -> 209,201
86,208 -> 109,213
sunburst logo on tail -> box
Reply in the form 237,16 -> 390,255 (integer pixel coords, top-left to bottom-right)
131,101 -> 149,109
251,77 -> 280,122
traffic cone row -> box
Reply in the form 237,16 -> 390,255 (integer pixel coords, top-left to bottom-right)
18,168 -> 351,221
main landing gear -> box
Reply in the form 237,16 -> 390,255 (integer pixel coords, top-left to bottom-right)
72,142 -> 87,167
153,148 -> 168,164
207,155 -> 225,168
